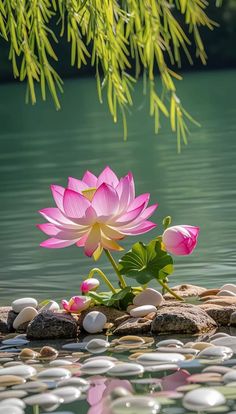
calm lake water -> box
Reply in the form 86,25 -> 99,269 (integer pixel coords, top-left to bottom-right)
0,70 -> 236,305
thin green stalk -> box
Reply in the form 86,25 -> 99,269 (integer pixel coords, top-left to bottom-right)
159,280 -> 184,301
88,267 -> 116,294
33,405 -> 40,414
104,249 -> 127,289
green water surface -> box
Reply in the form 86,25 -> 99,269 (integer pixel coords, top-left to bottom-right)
0,70 -> 236,304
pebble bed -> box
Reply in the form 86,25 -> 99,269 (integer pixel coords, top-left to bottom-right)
0,331 -> 235,414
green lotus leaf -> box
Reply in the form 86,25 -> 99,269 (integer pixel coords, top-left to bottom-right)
119,239 -> 174,285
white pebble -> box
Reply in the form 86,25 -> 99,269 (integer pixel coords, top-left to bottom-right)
220,284 -> 236,295
133,288 -> 163,307
183,387 -> 225,411
12,298 -> 38,314
130,305 -> 157,318
82,311 -> 107,334
13,307 -> 38,330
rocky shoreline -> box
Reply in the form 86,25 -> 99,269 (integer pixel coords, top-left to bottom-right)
1,284 -> 236,341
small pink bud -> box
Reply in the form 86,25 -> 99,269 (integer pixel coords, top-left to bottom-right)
162,225 -> 200,256
80,278 -> 100,293
61,296 -> 91,313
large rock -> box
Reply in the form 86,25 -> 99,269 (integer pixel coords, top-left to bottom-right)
27,311 -> 78,339
0,307 -> 17,333
199,304 -> 236,326
164,284 -> 207,299
151,304 -> 217,334
113,317 -> 152,335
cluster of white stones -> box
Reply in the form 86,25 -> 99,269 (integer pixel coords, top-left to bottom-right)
128,288 -> 163,318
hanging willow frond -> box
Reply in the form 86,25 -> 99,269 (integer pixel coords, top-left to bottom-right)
0,0 -> 219,148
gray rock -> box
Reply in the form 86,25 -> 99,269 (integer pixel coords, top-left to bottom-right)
199,304 -> 236,326
113,317 -> 152,336
151,304 -> 217,334
0,307 -> 17,333
27,311 -> 78,340
230,311 -> 236,327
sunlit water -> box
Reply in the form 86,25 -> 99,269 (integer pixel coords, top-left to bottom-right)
0,70 -> 236,304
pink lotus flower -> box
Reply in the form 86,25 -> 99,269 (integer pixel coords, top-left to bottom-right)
162,225 -> 200,255
80,278 -> 100,293
37,167 -> 158,257
61,295 -> 91,313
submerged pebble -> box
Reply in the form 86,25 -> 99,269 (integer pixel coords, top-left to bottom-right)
85,338 -> 110,354
110,395 -> 160,414
37,368 -> 71,381
51,386 -> 81,403
136,352 -> 185,366
0,365 -> 36,379
107,362 -> 144,377
81,359 -> 114,375
182,387 -> 226,411
197,346 -> 233,361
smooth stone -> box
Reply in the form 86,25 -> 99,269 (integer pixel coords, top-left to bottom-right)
19,348 -> 38,360
144,364 -> 178,373
156,347 -> 198,355
57,377 -> 89,391
136,352 -> 185,366
156,339 -> 183,347
11,298 -> 38,314
49,360 -> 73,367
220,284 -> 236,294
39,345 -> 59,360
0,407 -> 23,414
191,342 -> 215,351
37,368 -> 71,381
52,386 -> 81,403
223,370 -> 236,383
203,366 -> 233,374
117,335 -> 145,346
217,290 -> 236,297
24,393 -> 62,410
107,362 -> 144,377
110,386 -> 132,399
133,288 -> 163,307
211,336 -> 236,353
210,333 -> 231,340
0,398 -> 25,408
197,346 -> 233,361
187,373 -> 223,384
183,387 -> 226,411
13,307 -> 38,330
39,300 -> 60,312
85,338 -> 110,354
12,381 -> 48,392
3,362 -> 23,367
0,375 -> 25,386
62,343 -> 87,351
110,395 -> 160,414
0,390 -> 27,400
81,359 -> 114,375
0,365 -> 36,378
1,338 -> 30,346
82,311 -> 107,334
130,305 -> 157,318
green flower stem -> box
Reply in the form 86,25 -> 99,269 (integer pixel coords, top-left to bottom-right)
104,249 -> 127,289
33,405 -> 40,414
88,268 -> 116,294
158,280 -> 184,301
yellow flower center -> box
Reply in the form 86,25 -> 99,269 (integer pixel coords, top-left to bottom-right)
82,187 -> 97,201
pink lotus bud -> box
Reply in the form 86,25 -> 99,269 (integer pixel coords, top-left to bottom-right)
162,225 -> 200,256
61,296 -> 91,314
80,278 -> 100,294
